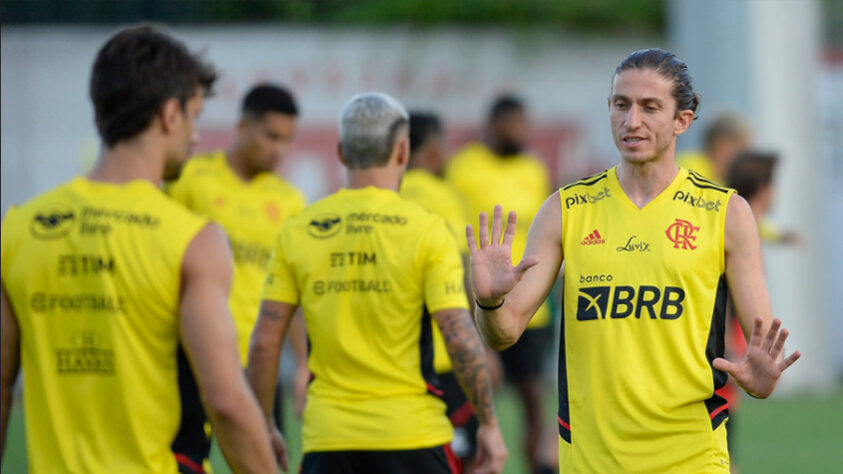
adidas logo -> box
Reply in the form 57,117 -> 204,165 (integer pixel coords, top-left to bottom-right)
581,229 -> 605,246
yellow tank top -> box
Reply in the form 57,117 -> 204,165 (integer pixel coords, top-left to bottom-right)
1,177 -> 206,473
262,186 -> 467,452
167,151 -> 307,364
446,142 -> 552,328
400,168 -> 470,373
557,167 -> 734,473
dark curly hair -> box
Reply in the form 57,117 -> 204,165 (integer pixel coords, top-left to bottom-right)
89,24 -> 218,147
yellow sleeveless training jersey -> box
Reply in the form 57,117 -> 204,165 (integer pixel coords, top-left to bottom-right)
167,151 -> 307,365
557,167 -> 734,473
400,168 -> 471,373
262,186 -> 467,453
446,142 -> 551,328
1,177 -> 206,473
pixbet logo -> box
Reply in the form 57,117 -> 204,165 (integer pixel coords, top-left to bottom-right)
565,187 -> 611,209
665,218 -> 699,250
672,191 -> 722,212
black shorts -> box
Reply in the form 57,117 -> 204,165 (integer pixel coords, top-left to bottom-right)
171,345 -> 285,473
499,326 -> 552,382
438,372 -> 479,460
301,445 -> 461,474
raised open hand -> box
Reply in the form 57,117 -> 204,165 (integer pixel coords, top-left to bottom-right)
712,317 -> 801,399
466,205 -> 539,307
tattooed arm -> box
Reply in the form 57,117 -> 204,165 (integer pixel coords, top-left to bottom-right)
434,308 -> 507,473
247,299 -> 297,471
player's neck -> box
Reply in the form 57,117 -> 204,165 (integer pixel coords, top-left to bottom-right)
226,147 -> 259,182
616,155 -> 679,208
87,138 -> 166,186
346,167 -> 401,192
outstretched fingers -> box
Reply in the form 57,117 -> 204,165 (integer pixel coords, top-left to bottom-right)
770,327 -> 789,359
490,205 -> 503,246
503,211 -> 517,247
779,350 -> 802,372
748,317 -> 764,348
762,318 -> 782,353
712,357 -> 737,376
478,212 -> 489,249
466,225 -> 478,254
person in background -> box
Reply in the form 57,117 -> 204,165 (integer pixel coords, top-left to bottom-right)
677,112 -> 751,184
447,95 -> 555,474
166,83 -> 309,472
0,25 -> 276,473
248,92 -> 507,473
400,110 -> 503,471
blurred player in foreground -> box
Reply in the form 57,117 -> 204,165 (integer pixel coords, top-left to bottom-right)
399,111 -> 503,471
446,96 -> 555,474
467,48 -> 800,472
166,83 -> 309,472
0,25 -> 275,473
248,93 -> 506,473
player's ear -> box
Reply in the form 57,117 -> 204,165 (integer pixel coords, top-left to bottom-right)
337,141 -> 347,166
395,137 -> 409,167
159,98 -> 182,134
674,108 -> 695,136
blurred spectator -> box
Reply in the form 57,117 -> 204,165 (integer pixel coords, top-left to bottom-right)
677,112 -> 751,184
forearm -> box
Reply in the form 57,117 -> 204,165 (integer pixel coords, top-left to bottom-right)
441,314 -> 497,424
474,303 -> 523,351
287,312 -> 308,371
247,335 -> 283,420
204,386 -> 277,473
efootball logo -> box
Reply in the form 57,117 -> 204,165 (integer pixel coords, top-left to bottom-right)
31,205 -> 76,240
308,214 -> 342,238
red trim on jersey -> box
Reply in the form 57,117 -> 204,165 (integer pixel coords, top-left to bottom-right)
557,415 -> 571,431
449,400 -> 476,427
444,443 -> 464,474
426,382 -> 445,397
709,402 -> 729,420
175,453 -> 205,474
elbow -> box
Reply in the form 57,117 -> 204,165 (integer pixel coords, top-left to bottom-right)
202,387 -> 250,424
484,337 -> 517,352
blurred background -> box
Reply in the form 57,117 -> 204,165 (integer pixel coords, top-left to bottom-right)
2,0 -> 841,472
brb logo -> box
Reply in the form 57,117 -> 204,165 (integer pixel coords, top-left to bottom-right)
577,283 -> 685,320
665,218 -> 699,250
308,214 -> 342,238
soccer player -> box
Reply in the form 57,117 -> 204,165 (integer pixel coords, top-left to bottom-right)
0,26 -> 276,473
467,49 -> 801,472
446,95 -> 554,473
248,93 -> 507,473
166,83 -> 309,471
676,112 -> 751,184
399,111 -> 503,468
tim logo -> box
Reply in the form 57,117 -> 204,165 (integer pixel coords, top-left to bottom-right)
665,218 -> 699,250
577,285 -> 685,320
308,214 -> 342,238
31,205 -> 76,240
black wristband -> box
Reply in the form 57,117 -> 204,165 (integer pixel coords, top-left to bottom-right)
475,298 -> 505,311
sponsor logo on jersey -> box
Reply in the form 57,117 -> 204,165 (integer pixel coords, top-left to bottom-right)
665,218 -> 699,250
565,187 -> 612,209
581,229 -> 605,245
308,213 -> 342,238
31,205 -> 76,240
576,285 -> 685,320
56,330 -> 114,375
616,235 -> 651,252
672,191 -> 722,212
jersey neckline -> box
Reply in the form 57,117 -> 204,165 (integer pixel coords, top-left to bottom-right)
607,165 -> 687,212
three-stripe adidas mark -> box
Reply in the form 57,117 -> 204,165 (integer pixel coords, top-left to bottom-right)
580,229 -> 605,246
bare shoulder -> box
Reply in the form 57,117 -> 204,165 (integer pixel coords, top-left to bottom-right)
530,190 -> 563,237
183,223 -> 232,278
724,192 -> 759,251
